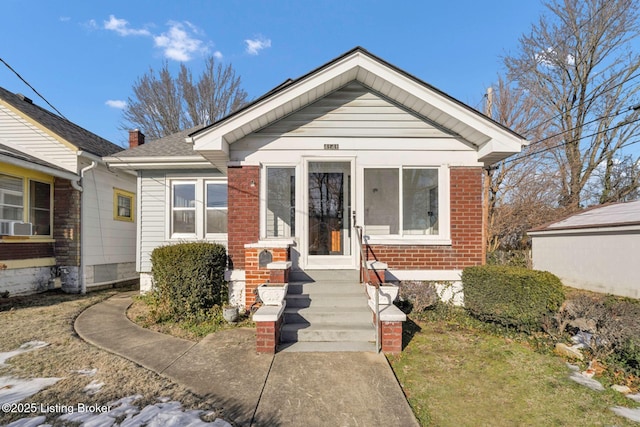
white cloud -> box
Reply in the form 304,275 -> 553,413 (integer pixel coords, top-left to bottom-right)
104,15 -> 150,37
105,100 -> 127,109
59,16 -> 71,22
154,21 -> 207,61
213,51 -> 223,60
245,37 -> 271,55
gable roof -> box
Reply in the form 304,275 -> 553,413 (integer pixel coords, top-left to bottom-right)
0,86 -> 122,157
0,142 -> 78,180
189,47 -> 527,172
529,200 -> 640,234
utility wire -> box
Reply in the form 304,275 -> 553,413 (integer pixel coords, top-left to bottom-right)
504,115 -> 640,164
0,57 -> 67,119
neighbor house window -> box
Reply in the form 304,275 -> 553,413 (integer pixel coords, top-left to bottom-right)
113,188 -> 134,222
0,173 -> 52,236
0,173 -> 24,221
30,181 -> 51,234
266,167 -> 295,238
364,167 -> 440,236
206,182 -> 227,234
172,182 -> 196,234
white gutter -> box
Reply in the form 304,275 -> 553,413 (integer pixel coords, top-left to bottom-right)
73,152 -> 99,294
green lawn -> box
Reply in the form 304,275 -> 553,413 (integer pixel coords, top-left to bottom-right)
388,316 -> 639,426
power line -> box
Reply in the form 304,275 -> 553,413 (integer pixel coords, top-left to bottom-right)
0,57 -> 67,119
504,115 -> 640,164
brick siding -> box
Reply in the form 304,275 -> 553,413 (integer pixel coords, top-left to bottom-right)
0,242 -> 54,260
53,178 -> 81,267
227,166 -> 260,270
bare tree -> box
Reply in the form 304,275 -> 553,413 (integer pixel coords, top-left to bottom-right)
486,77 -> 565,251
504,0 -> 640,210
122,57 -> 248,139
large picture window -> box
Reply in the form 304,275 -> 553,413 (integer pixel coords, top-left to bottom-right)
364,167 -> 440,237
266,167 -> 295,238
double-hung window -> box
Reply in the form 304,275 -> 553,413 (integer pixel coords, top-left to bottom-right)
363,167 -> 443,239
206,182 -> 227,234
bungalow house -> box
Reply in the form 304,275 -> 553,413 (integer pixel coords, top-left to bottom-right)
105,47 -> 526,310
529,200 -> 640,299
0,87 -> 138,296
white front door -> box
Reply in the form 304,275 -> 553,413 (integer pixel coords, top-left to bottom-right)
303,160 -> 355,269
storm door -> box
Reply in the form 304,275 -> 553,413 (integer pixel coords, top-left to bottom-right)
306,161 -> 353,267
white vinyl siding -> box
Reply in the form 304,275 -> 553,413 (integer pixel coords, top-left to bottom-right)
0,104 -> 78,172
256,82 -> 453,139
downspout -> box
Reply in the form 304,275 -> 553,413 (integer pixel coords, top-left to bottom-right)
73,152 -> 99,294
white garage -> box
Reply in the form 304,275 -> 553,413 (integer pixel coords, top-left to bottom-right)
529,200 -> 640,299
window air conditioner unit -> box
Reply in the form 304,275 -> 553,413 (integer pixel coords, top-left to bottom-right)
0,220 -> 33,236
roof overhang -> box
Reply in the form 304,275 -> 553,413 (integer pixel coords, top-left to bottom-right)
104,155 -> 216,171
0,152 -> 79,181
189,48 -> 527,172
529,223 -> 640,237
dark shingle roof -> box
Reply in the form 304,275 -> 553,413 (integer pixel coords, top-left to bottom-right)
112,125 -> 204,158
0,86 -> 122,157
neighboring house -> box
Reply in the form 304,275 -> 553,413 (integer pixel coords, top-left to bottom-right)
529,200 -> 640,299
106,47 -> 526,308
0,87 -> 138,296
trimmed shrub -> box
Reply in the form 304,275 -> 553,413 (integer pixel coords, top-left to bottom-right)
462,265 -> 565,331
151,242 -> 228,322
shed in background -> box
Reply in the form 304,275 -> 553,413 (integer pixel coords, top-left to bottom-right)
529,200 -> 640,298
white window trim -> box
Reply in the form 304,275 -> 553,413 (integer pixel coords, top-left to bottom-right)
259,163 -> 300,241
205,179 -> 228,239
169,178 -> 229,240
359,165 -> 451,245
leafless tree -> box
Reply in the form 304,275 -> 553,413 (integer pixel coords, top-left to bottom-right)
122,57 -> 248,139
503,0 -> 640,210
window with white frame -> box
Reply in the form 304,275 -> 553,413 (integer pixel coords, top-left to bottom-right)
206,182 -> 227,234
170,178 -> 228,238
266,167 -> 295,238
364,167 -> 440,237
172,182 -> 196,235
0,173 -> 51,236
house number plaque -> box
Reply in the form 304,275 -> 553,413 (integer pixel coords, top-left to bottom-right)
324,144 -> 339,150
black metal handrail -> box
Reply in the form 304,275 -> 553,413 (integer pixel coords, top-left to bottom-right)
354,223 -> 380,353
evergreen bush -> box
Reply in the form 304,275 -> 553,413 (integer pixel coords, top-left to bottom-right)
462,265 -> 564,331
150,242 -> 228,322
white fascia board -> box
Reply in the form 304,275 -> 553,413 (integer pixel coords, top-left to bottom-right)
529,224 -> 640,236
0,154 -> 79,181
192,55 -> 367,148
104,156 -> 214,170
192,135 -> 229,155
477,138 -> 524,163
359,54 -> 527,150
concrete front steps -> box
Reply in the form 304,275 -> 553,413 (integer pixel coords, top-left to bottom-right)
279,270 -> 377,352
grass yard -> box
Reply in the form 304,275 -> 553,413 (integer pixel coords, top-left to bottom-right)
0,289 -> 226,425
389,315 -> 640,426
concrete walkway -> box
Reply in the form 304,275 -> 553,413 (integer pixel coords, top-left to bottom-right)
75,292 -> 419,427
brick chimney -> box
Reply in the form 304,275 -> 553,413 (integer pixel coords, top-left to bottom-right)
128,129 -> 145,149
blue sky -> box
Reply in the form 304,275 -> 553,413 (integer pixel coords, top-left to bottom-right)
2,1 -> 551,148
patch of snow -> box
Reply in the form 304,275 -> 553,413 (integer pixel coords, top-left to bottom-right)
56,395 -> 232,427
83,380 -> 105,395
73,368 -> 98,376
5,416 -> 49,427
628,393 -> 640,403
0,342 -> 49,366
610,406 -> 640,422
0,376 -> 62,405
